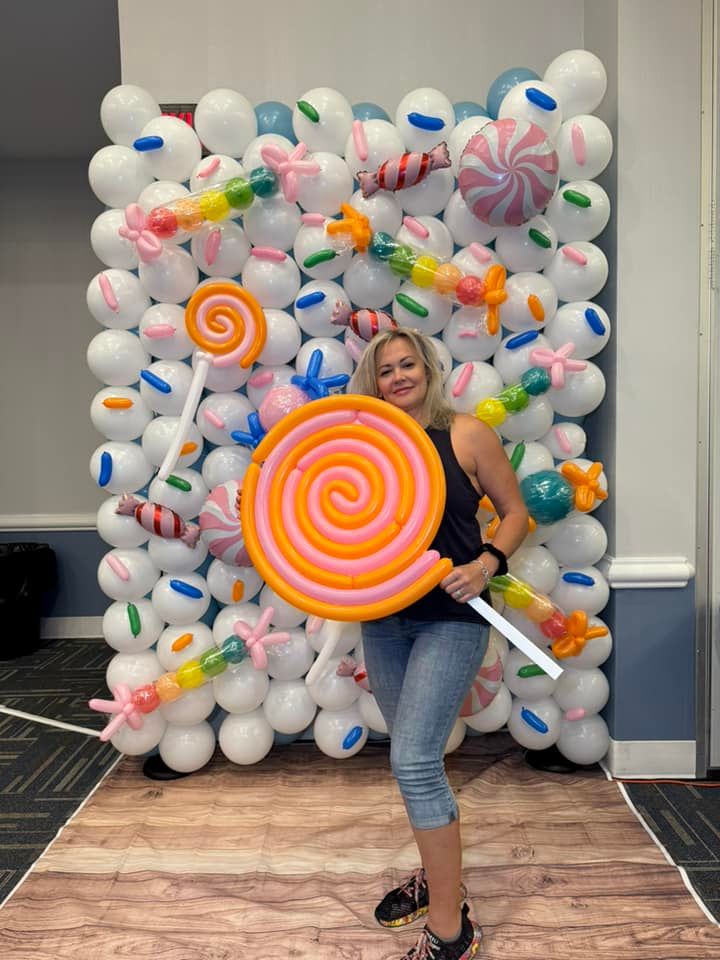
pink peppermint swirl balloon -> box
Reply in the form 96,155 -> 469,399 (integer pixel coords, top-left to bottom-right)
458,119 -> 559,227
460,633 -> 504,716
199,479 -> 248,565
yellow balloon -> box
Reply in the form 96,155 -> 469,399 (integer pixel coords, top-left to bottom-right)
199,190 -> 231,222
476,397 -> 507,427
176,659 -> 206,689
411,255 -> 440,288
504,581 -> 534,609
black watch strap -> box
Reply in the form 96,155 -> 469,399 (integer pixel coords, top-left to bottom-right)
480,542 -> 508,576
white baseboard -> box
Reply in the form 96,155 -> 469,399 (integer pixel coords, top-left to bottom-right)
41,617 -> 103,639
606,738 -> 696,778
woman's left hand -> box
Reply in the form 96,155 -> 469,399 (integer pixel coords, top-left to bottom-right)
441,558 -> 496,604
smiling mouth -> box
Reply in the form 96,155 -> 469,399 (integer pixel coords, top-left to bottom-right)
393,386 -> 412,395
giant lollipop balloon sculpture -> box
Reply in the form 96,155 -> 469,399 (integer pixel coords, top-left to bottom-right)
239,393 -> 562,683
156,280 -> 267,480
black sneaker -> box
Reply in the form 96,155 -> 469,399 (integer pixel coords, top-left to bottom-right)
375,868 -> 468,929
399,910 -> 482,960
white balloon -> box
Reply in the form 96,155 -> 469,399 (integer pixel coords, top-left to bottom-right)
508,544 -> 560,595
494,216 -> 557,273
498,395 -> 554,442
391,283 -> 452,336
292,88 -> 354,154
97,495 -> 150,549
344,119 -> 405,177
294,281 -> 349,338
544,181 -> 611,242
265,628 -> 315,681
137,116 -> 202,182
313,704 -> 368,758
464,683 -> 512,733
260,586 -> 307,629
206,558 -> 262,606
87,329 -> 150,386
343,254 -> 401,309
148,533 -> 208,576
357,691 -> 388,734
549,362 -> 606,417
545,513 -> 608,567
348,190 -> 403,236
242,133 -> 294,173
444,361 -> 503,413
148,467 -> 208,520
189,154 -> 244,192
448,116 -> 493,176
504,441 -> 554,482
102,597 -> 163,652
444,717 -> 467,754
540,422 -> 587,460
295,336 -> 353,384
554,667 -> 609,716
138,247 -> 199,304
550,566 -> 609,617
90,387 -> 152,442
399,168 -> 454,217
451,245 -> 501,281
544,50 -> 608,118
201,445 -> 253,490
499,81 -> 563,139
543,243 -> 608,302
241,253 -> 300,309
557,714 -> 609,764
395,216 -> 454,261
106,649 -> 164,692
141,415 -> 203,471
560,616 -> 612,669
138,359 -> 194,417
395,88 -> 455,153
151,572 -> 211,624
87,269 -> 150,330
307,656 -> 361,711
493,331 -> 550,385
214,659 -> 269,714
190,221 -> 251,276
139,303 -> 194,360
137,180 -> 191,225
194,88 -> 257,157
97,547 -> 159,602
504,649 -> 558,701
90,441 -> 154,494
243,195 -> 301,251
307,619 -> 361,658
263,679 -> 317,734
110,710 -> 166,755
160,685 -> 216,726
507,695 -> 562,749
429,336 -> 453,382
443,311 -> 502,364
88,145 -> 154,207
159,720 -> 216,772
156,622 -> 214,670
544,301 -> 611,360
296,152 -> 353,216
90,209 -> 139,269
443,190 -> 498,248
219,709 -> 274,765
556,115 -> 613,181
294,221 -> 353,281
195,392 -> 255,446
100,84 -> 161,147
499,273 -> 558,333
245,364 -> 296,408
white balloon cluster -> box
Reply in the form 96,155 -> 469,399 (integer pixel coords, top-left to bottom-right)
87,49 -> 613,772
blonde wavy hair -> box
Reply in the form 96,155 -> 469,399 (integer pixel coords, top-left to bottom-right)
348,328 -> 455,430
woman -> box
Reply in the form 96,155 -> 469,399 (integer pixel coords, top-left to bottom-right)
349,328 -> 529,960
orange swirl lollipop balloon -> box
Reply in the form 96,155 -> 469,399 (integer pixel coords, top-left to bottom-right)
241,394 -> 452,624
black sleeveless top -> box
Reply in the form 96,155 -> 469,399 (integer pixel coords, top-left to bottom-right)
401,427 -> 490,624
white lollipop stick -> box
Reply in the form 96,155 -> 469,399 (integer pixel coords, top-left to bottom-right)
157,352 -> 211,481
468,596 -> 563,679
305,620 -> 343,686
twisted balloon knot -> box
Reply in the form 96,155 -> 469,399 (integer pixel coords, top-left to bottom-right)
326,204 -> 372,253
552,609 -> 609,659
259,142 -> 320,203
233,605 -> 290,670
483,265 -> 507,335
118,203 -> 164,263
88,683 -> 144,741
560,460 -> 608,512
529,341 -> 587,389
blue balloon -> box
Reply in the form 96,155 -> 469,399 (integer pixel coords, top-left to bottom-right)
486,67 -> 541,120
453,101 -> 489,124
519,470 -> 574,525
352,101 -> 391,122
254,101 -> 296,142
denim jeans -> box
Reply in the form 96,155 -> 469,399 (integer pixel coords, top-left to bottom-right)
361,616 -> 490,830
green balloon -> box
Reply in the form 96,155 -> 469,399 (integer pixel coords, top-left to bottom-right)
370,231 -> 398,261
200,647 -> 227,677
498,384 -> 530,412
388,244 -> 416,277
224,177 -> 254,210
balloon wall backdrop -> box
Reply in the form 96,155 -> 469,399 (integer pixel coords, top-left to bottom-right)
87,50 -> 613,772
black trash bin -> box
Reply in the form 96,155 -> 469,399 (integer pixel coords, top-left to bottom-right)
0,543 -> 57,659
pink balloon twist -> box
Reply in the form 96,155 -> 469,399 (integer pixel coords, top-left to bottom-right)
118,204 -> 164,263
233,606 -> 290,670
529,341 -> 587,389
259,143 -> 320,203
88,683 -> 144,741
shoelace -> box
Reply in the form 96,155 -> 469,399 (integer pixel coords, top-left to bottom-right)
398,868 -> 427,902
407,928 -> 439,960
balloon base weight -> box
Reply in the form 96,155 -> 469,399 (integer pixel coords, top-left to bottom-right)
142,753 -> 194,781
524,744 -> 578,774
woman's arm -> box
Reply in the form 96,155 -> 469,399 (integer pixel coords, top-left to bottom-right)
441,415 -> 529,602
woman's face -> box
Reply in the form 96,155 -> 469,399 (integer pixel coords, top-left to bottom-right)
375,338 -> 429,420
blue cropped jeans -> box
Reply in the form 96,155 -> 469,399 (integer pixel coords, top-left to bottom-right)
361,616 -> 490,831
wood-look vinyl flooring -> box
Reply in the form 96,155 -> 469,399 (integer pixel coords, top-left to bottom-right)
1,733 -> 718,959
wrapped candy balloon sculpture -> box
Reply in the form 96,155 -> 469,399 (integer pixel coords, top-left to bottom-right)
87,49 -> 613,772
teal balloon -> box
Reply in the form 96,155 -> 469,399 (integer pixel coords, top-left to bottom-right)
521,366 -> 552,396
453,101 -> 489,123
520,470 -> 574,524
352,102 -> 390,122
487,67 -> 541,119
255,101 -> 296,142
